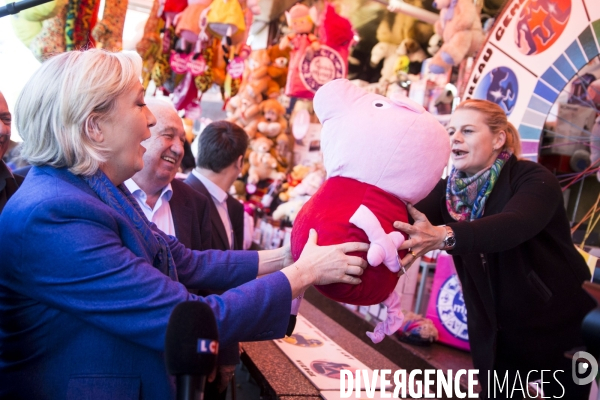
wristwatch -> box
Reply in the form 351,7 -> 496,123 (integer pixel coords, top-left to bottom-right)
442,225 -> 456,250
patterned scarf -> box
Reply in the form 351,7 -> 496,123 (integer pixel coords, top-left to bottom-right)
446,151 -> 511,221
82,170 -> 178,281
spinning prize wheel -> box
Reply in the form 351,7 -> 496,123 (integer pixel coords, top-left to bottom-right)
463,0 -> 599,162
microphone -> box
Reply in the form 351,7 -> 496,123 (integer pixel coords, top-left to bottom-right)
165,302 -> 219,400
0,0 -> 54,18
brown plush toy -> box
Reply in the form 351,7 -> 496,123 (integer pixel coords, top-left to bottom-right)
266,45 -> 290,93
226,84 -> 262,138
257,99 -> 288,141
247,137 -> 285,185
242,49 -> 280,99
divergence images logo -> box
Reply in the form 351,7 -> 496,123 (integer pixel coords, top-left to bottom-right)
572,351 -> 598,386
515,0 -> 571,56
437,274 -> 469,341
310,360 -> 352,379
283,333 -> 324,348
300,45 -> 345,93
474,67 -> 518,116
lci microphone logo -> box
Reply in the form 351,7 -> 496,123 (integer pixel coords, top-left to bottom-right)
196,339 -> 218,355
572,351 -> 598,386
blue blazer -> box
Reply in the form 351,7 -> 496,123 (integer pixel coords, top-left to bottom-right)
0,166 -> 291,400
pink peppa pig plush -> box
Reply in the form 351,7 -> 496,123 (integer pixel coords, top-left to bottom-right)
291,79 -> 450,343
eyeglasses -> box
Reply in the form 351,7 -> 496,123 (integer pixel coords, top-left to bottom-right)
0,133 -> 10,146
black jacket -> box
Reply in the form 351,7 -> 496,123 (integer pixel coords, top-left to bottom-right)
0,161 -> 23,214
183,173 -> 245,366
184,173 -> 245,252
169,178 -> 212,251
416,156 -> 594,391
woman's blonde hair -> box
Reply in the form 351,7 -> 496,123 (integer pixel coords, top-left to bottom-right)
455,99 -> 522,157
15,49 -> 143,176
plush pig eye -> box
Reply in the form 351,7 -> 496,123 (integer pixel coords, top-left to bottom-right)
372,100 -> 391,109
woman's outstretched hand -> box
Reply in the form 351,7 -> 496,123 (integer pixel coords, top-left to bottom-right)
393,204 -> 447,268
282,229 -> 369,298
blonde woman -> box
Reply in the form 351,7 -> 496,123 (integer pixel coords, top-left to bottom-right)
0,49 -> 368,399
396,100 -> 594,399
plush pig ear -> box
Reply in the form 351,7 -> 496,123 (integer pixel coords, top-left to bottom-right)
389,92 -> 425,114
313,79 -> 367,123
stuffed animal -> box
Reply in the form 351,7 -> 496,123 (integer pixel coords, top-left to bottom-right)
272,195 -> 310,223
91,0 -> 128,50
429,0 -> 485,73
257,99 -> 288,141
426,32 -> 443,56
370,41 -> 400,84
290,79 -> 450,343
256,98 -> 293,171
243,49 -> 280,99
28,4 -> 68,62
227,84 -> 262,138
279,164 -> 312,202
10,0 -> 67,61
279,4 -> 320,99
286,169 -> 325,199
396,38 -> 427,75
247,137 -> 285,185
266,45 -> 290,91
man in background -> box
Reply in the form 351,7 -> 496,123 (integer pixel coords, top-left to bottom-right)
0,91 -> 23,214
125,98 -> 211,251
185,120 -> 247,253
126,99 -> 241,398
184,121 -> 249,399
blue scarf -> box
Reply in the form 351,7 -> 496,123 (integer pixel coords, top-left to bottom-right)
82,170 -> 178,281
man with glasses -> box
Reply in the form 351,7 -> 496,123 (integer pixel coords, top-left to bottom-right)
0,91 -> 23,214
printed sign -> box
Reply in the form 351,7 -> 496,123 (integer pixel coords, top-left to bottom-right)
299,45 -> 346,93
273,315 -> 382,390
426,253 -> 470,351
463,0 -> 600,160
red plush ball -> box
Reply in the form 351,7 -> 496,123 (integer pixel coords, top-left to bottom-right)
291,176 -> 408,305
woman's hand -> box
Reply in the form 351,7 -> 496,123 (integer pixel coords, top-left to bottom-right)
282,229 -> 369,298
393,204 -> 447,268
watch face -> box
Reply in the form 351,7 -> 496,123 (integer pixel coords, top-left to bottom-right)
446,236 -> 456,248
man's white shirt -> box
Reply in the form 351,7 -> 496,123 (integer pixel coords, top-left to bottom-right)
124,179 -> 176,236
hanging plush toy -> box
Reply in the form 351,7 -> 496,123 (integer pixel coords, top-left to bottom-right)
64,0 -> 101,51
28,4 -> 68,62
91,0 -> 128,50
290,79 -> 450,343
429,0 -> 484,73
206,0 -> 246,44
279,3 -> 320,99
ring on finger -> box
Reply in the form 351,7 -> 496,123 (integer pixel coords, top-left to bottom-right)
410,250 -> 417,257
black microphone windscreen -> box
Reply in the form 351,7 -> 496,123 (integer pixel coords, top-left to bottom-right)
165,301 -> 219,376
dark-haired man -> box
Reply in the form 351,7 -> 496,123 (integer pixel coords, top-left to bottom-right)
184,120 -> 249,399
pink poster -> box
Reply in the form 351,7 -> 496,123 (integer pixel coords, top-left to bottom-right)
425,253 -> 470,351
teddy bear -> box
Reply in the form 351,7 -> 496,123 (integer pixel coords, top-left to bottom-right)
429,0 -> 485,73
242,49 -> 280,99
290,79 -> 450,343
257,99 -> 288,142
256,98 -> 293,170
272,168 -> 325,223
266,45 -> 290,91
278,164 -> 311,202
226,84 -> 263,138
271,195 -> 308,223
247,137 -> 286,185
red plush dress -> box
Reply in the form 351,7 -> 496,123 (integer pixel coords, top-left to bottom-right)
291,176 -> 408,305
